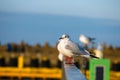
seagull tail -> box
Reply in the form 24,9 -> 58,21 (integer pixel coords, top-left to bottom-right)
80,55 -> 91,58
90,54 -> 99,59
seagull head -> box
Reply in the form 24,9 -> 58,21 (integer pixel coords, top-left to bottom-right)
59,34 -> 70,40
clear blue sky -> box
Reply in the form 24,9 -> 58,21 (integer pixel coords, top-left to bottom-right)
0,0 -> 120,20
0,0 -> 120,47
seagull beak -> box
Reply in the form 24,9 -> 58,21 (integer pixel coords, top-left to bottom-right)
59,37 -> 62,40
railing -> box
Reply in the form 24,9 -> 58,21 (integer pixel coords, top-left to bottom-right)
0,67 -> 61,80
0,55 -> 87,80
62,56 -> 86,80
0,55 -> 61,80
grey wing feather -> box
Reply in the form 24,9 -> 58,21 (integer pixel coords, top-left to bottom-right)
65,40 -> 90,56
77,45 -> 90,55
65,41 -> 80,52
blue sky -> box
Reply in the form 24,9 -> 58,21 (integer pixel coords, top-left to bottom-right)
0,0 -> 120,20
0,0 -> 120,47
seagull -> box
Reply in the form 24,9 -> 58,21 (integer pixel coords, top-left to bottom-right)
57,34 -> 98,61
79,34 -> 95,47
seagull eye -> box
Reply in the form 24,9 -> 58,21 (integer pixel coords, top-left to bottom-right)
65,35 -> 69,38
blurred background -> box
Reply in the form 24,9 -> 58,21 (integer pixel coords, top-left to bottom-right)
0,0 -> 120,80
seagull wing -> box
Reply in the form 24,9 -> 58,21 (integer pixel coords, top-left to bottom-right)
65,40 -> 91,57
77,45 -> 90,55
65,40 -> 83,55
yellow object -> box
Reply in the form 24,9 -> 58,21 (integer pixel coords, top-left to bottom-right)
0,55 -> 62,79
18,55 -> 24,69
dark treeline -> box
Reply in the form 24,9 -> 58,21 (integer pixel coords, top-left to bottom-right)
0,41 -> 120,71
0,41 -> 61,68
0,41 -> 120,56
0,41 -> 58,53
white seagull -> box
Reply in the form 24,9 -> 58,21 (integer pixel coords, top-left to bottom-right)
57,34 -> 98,61
79,34 -> 95,46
